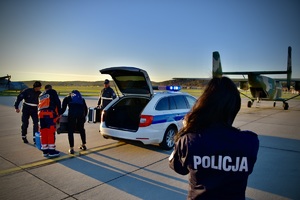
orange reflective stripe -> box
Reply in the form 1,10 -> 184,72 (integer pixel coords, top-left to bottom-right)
38,110 -> 54,118
39,94 -> 50,110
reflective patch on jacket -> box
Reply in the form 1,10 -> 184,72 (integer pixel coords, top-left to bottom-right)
39,93 -> 50,110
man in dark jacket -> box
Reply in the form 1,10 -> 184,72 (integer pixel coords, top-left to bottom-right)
61,90 -> 88,154
14,81 -> 42,143
38,84 -> 61,157
97,79 -> 116,109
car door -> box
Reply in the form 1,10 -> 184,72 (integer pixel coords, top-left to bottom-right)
171,95 -> 191,129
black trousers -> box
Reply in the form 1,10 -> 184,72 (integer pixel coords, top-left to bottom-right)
67,115 -> 86,148
21,105 -> 39,137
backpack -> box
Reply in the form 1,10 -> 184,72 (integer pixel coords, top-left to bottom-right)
70,90 -> 83,104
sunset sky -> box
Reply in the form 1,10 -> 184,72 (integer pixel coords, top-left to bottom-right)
1,0 -> 299,82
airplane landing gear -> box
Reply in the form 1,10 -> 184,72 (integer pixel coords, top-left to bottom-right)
283,102 -> 289,110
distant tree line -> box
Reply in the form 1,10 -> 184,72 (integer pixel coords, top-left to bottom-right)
22,79 -> 209,88
22,79 -> 292,90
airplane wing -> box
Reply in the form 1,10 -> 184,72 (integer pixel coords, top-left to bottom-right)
172,77 -> 247,82
274,78 -> 300,82
213,47 -> 293,90
0,75 -> 11,80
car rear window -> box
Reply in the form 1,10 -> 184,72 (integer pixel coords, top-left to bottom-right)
156,97 -> 169,110
185,95 -> 197,108
156,95 -> 194,111
114,75 -> 150,94
173,95 -> 188,109
169,96 -> 176,110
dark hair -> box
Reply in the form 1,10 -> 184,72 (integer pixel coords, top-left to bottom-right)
104,79 -> 110,84
45,84 -> 52,90
33,81 -> 42,88
175,77 -> 241,141
71,89 -> 80,94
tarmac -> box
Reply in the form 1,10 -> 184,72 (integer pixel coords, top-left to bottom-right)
0,96 -> 299,200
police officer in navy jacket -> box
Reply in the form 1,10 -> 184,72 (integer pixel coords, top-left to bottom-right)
169,77 -> 259,200
97,79 -> 116,109
14,81 -> 42,143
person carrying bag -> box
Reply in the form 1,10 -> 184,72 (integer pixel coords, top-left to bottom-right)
61,90 -> 88,154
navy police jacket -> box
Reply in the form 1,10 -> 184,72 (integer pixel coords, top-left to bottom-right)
97,87 -> 116,109
169,124 -> 259,200
61,95 -> 88,118
14,88 -> 41,109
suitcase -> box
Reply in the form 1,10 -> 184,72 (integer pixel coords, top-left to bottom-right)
88,107 -> 102,123
56,115 -> 80,134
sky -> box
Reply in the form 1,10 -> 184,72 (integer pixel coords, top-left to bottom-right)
0,0 -> 300,82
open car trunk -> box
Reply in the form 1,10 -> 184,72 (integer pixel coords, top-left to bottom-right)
104,97 -> 150,132
100,66 -> 154,97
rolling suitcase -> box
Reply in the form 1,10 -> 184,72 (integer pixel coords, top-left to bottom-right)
56,114 -> 80,134
56,114 -> 68,134
88,107 -> 101,123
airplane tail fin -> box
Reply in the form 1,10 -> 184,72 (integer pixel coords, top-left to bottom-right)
212,51 -> 222,78
287,46 -> 292,90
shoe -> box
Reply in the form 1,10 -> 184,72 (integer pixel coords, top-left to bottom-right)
69,149 -> 74,154
22,136 -> 28,143
48,149 -> 60,158
79,144 -> 87,150
42,149 -> 49,157
43,153 -> 49,157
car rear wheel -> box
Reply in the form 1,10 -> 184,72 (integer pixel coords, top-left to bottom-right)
160,126 -> 177,150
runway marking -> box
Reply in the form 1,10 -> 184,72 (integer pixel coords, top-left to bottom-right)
0,141 -> 126,176
246,187 -> 291,200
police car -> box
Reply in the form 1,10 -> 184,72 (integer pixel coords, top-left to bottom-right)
99,67 -> 197,150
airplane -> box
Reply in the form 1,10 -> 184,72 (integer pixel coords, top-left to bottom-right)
212,46 -> 300,110
0,75 -> 28,92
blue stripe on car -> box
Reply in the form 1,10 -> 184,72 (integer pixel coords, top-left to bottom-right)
151,112 -> 187,125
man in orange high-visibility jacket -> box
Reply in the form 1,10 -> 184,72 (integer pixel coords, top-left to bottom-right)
38,85 -> 61,158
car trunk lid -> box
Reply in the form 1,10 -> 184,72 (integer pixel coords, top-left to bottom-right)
100,66 -> 153,97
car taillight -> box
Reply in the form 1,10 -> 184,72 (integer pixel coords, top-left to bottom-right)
139,115 -> 153,127
101,110 -> 106,122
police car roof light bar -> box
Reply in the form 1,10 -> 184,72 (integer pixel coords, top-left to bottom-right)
152,85 -> 181,92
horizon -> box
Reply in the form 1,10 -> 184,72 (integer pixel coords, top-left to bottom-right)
16,75 -> 300,84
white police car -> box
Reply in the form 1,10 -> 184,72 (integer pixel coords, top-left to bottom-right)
99,66 -> 197,150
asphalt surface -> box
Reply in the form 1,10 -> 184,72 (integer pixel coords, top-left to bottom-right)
0,96 -> 299,200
